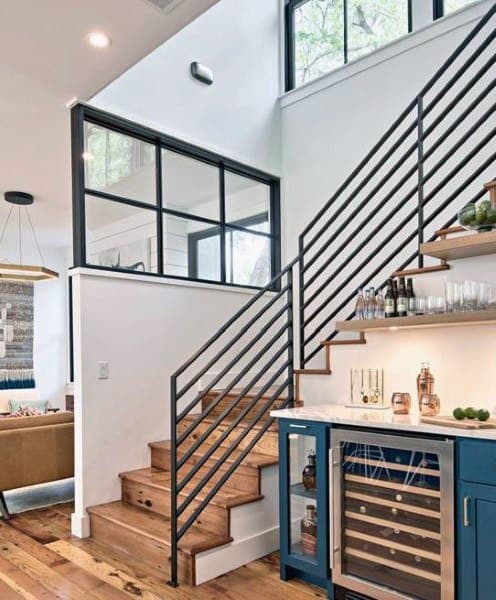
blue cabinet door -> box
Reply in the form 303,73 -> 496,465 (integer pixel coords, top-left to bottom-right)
458,481 -> 496,600
278,419 -> 331,591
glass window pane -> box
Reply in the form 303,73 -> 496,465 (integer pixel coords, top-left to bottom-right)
225,228 -> 271,287
164,215 -> 221,281
84,122 -> 156,205
225,172 -> 271,230
347,0 -> 409,63
85,195 -> 157,273
443,0 -> 478,14
294,0 -> 345,87
162,150 -> 220,220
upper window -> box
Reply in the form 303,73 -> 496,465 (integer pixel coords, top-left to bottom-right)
73,106 -> 281,290
434,0 -> 479,18
286,0 -> 412,90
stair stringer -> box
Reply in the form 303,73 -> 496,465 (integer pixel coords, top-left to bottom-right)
194,464 -> 279,584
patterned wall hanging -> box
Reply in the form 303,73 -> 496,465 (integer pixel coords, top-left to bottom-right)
0,281 -> 35,389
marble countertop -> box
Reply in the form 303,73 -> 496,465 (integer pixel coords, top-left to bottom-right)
270,404 -> 496,439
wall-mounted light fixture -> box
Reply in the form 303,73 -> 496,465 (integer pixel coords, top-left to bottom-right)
190,62 -> 214,85
0,192 -> 59,282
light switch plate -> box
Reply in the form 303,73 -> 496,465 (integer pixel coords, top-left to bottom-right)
98,361 -> 109,380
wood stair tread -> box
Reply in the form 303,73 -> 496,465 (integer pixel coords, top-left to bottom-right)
87,500 -> 232,556
119,467 -> 263,509
149,439 -> 278,469
202,386 -> 291,401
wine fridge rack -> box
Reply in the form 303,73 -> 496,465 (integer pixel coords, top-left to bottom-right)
331,429 -> 454,600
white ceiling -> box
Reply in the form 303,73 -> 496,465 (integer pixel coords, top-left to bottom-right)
0,0 -> 219,250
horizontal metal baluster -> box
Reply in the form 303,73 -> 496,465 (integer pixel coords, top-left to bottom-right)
300,100 -> 417,240
303,154 -> 495,350
173,259 -> 298,379
424,79 -> 496,160
303,118 -> 418,259
422,29 -> 496,119
303,123 -> 496,326
176,303 -> 289,423
176,319 -> 289,440
177,347 -> 291,472
423,53 -> 496,141
177,394 -> 292,541
176,284 -> 289,400
176,378 -> 291,521
420,3 -> 496,98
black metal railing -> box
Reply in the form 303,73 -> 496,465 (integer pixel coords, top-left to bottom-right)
169,1 -> 496,586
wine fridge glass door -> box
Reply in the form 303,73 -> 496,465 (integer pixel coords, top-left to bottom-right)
331,429 -> 454,600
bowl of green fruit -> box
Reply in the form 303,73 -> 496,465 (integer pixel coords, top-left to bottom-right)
453,407 -> 491,422
458,199 -> 496,232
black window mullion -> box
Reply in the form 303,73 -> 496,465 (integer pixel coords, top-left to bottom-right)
156,144 -> 164,274
433,0 -> 444,19
219,164 -> 227,284
344,0 -> 349,64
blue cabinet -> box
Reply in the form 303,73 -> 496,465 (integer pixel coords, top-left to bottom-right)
278,419 -> 332,598
458,439 -> 496,600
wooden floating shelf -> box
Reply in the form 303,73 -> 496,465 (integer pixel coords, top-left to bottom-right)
421,230 -> 496,260
336,309 -> 496,333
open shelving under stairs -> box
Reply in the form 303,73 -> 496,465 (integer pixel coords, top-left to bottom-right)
86,388 -> 295,585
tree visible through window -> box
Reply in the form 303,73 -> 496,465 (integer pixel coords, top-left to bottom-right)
291,0 -> 410,88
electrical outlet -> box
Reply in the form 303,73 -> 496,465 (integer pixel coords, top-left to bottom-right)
98,361 -> 109,380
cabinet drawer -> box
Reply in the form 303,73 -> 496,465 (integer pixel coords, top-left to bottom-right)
459,439 -> 496,486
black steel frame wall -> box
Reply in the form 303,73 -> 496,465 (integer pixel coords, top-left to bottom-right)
71,104 -> 282,291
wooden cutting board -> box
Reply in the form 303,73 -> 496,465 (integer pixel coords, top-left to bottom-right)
421,415 -> 496,429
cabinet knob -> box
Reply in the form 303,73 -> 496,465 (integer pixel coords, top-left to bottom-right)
395,494 -> 403,502
391,508 -> 398,516
359,506 -> 367,514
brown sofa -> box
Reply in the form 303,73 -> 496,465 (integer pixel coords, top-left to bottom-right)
0,411 -> 74,519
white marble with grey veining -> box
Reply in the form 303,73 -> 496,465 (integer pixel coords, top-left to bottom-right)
270,404 -> 496,439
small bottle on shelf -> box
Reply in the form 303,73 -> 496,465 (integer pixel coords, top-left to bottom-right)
367,287 -> 376,319
363,289 -> 371,320
354,288 -> 365,320
384,279 -> 396,319
375,290 -> 385,319
397,277 -> 408,317
407,278 -> 416,316
302,451 -> 317,492
301,505 -> 317,556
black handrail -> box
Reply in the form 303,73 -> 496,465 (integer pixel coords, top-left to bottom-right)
169,2 -> 496,587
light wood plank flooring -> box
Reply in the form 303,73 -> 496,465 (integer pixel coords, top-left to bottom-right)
0,503 -> 323,599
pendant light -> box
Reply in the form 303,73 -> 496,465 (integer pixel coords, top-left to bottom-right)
0,192 -> 59,281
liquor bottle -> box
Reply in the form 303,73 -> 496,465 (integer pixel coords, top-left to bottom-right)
384,279 -> 396,319
407,278 -> 416,316
354,288 -> 365,320
367,287 -> 376,319
302,451 -> 317,492
363,289 -> 371,320
417,362 -> 435,403
397,277 -> 407,317
375,290 -> 385,319
301,505 -> 317,556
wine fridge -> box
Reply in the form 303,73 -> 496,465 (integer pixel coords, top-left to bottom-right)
331,429 -> 454,600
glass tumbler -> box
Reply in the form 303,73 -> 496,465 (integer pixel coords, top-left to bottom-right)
445,281 -> 461,313
477,282 -> 491,310
462,280 -> 477,311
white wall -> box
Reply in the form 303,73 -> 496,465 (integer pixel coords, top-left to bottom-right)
71,269 -> 289,536
90,0 -> 282,175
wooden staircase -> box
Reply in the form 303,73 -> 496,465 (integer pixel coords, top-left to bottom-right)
86,388 -> 285,585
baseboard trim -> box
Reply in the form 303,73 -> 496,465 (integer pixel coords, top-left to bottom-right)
194,525 -> 279,585
71,511 -> 90,538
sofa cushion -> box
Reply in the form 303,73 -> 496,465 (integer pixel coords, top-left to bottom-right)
0,411 -> 73,432
8,399 -> 48,415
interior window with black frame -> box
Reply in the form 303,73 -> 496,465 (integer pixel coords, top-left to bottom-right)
287,0 -> 412,90
74,107 -> 281,290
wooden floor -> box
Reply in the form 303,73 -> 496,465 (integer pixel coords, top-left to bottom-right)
0,503 -> 324,599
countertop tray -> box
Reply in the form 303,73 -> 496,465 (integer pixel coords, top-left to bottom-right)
421,415 -> 496,429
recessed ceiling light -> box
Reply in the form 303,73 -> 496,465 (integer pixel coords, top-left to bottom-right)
87,31 -> 111,49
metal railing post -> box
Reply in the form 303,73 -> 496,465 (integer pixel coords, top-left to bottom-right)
417,95 -> 425,268
168,375 -> 179,588
287,268 -> 294,408
298,235 -> 305,369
